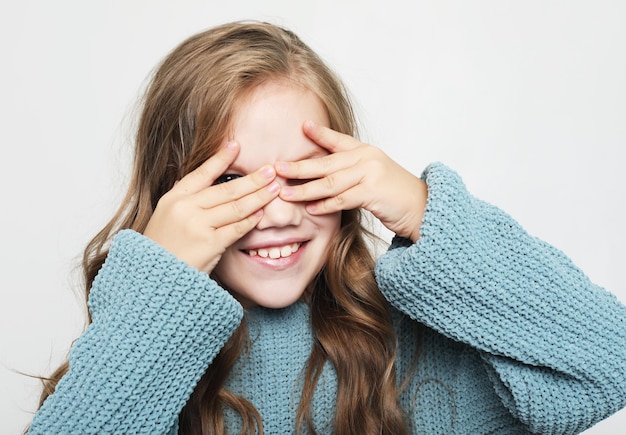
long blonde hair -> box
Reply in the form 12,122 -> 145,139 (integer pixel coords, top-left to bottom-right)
39,21 -> 409,434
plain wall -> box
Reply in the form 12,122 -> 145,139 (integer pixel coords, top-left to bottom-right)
1,1 -> 624,433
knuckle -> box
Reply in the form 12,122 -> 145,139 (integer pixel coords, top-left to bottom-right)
320,155 -> 334,171
196,160 -> 217,180
217,178 -> 237,197
333,194 -> 346,207
232,218 -> 253,238
169,200 -> 194,223
229,199 -> 246,218
322,174 -> 335,191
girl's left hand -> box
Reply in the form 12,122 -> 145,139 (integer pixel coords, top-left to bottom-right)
276,121 -> 428,242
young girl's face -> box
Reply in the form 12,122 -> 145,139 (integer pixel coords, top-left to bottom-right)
212,80 -> 341,308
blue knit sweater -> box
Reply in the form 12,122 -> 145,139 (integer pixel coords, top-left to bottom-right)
28,163 -> 626,434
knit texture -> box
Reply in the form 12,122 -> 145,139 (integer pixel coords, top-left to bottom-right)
376,163 -> 626,434
29,232 -> 243,434
28,163 -> 626,434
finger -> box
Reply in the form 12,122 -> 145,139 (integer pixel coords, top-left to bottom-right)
275,149 -> 357,181
175,141 -> 240,194
214,209 -> 265,248
279,166 -> 361,203
196,164 -> 276,209
207,180 -> 280,228
302,120 -> 360,153
304,184 -> 368,215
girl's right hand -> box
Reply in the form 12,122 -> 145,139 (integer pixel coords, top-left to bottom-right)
143,141 -> 280,273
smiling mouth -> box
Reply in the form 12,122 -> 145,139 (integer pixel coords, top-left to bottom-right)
245,242 -> 302,259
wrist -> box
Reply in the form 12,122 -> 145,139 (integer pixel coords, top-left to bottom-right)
409,178 -> 428,243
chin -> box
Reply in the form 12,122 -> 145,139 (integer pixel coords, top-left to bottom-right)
233,284 -> 308,309
256,297 -> 301,309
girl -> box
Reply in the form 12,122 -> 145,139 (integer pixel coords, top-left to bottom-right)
28,21 -> 626,434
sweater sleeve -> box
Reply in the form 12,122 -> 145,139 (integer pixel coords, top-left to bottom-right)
28,229 -> 244,434
375,163 -> 626,434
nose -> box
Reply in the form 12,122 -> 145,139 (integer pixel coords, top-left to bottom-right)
255,179 -> 304,229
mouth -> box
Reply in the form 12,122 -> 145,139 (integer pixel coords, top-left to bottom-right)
243,242 -> 302,259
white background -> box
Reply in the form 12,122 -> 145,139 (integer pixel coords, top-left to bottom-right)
1,1 -> 624,434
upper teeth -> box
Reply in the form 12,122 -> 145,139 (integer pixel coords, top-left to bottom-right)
248,243 -> 301,259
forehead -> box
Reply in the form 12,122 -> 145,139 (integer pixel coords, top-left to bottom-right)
229,81 -> 330,169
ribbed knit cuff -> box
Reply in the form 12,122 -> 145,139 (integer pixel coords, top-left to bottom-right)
30,230 -> 243,434
375,163 -> 626,432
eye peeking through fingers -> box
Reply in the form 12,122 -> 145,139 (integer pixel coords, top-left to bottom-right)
213,173 -> 243,185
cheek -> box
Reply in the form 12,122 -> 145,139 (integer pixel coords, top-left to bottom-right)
211,247 -> 237,282
314,211 -> 342,234
314,212 -> 342,273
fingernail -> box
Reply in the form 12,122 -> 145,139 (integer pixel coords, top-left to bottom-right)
226,141 -> 238,151
306,203 -> 317,213
281,186 -> 294,198
262,165 -> 275,179
304,120 -> 317,129
275,161 -> 288,173
267,181 -> 280,194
